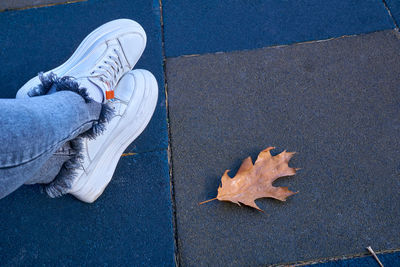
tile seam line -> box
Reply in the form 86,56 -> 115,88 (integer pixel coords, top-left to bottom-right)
158,0 -> 182,266
270,247 -> 400,267
165,28 -> 397,60
382,0 -> 400,29
0,0 -> 86,12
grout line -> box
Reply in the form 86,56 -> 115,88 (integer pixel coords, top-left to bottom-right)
0,0 -> 86,12
271,248 -> 400,267
382,0 -> 400,29
158,0 -> 181,266
167,29 -> 397,60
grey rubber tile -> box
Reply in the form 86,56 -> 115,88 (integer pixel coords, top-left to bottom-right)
167,30 -> 400,266
0,151 -> 175,266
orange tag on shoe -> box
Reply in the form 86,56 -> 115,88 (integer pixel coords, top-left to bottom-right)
106,90 -> 114,100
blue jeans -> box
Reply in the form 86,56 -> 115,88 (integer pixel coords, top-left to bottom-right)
0,74 -> 110,199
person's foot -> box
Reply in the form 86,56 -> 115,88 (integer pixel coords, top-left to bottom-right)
16,19 -> 146,103
65,69 -> 158,203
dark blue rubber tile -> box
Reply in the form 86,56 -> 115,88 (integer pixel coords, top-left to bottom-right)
0,0 -> 168,153
0,151 -> 175,266
0,0 -> 84,11
306,251 -> 400,267
163,0 -> 394,57
387,0 -> 400,27
166,30 -> 400,266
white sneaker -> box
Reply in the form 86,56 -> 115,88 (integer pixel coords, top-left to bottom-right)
67,69 -> 158,203
16,19 -> 147,103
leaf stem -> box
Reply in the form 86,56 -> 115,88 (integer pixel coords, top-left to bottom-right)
198,197 -> 217,205
366,246 -> 384,267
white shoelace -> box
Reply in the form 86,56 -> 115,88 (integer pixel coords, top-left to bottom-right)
90,48 -> 125,97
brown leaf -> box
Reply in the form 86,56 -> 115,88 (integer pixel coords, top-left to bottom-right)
203,147 -> 298,211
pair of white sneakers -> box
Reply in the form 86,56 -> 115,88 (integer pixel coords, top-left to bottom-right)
17,19 -> 158,203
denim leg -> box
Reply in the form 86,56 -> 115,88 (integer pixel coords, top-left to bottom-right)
24,141 -> 75,185
0,91 -> 102,199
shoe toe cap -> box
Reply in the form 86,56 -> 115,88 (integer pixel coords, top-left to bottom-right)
118,29 -> 147,68
115,71 -> 136,102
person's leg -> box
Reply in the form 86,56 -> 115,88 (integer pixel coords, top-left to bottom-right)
8,19 -> 146,200
24,141 -> 75,185
0,83 -> 111,199
6,19 -> 154,203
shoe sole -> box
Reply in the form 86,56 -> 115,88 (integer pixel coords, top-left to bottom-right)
68,70 -> 158,203
16,19 -> 146,98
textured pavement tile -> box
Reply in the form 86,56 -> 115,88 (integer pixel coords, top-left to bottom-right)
167,30 -> 400,266
0,0 -> 84,11
162,0 -> 394,57
306,251 -> 400,267
0,151 -> 175,266
0,0 -> 168,153
387,0 -> 400,27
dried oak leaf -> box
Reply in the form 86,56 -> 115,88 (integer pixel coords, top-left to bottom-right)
202,147 -> 298,211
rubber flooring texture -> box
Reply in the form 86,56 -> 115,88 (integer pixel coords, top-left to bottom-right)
0,151 -> 175,266
386,0 -> 400,27
304,251 -> 400,267
162,0 -> 394,57
0,0 -> 83,11
0,1 -> 174,266
167,30 -> 400,266
1,0 -> 400,266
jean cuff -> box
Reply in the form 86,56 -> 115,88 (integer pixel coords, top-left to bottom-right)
27,72 -> 114,198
